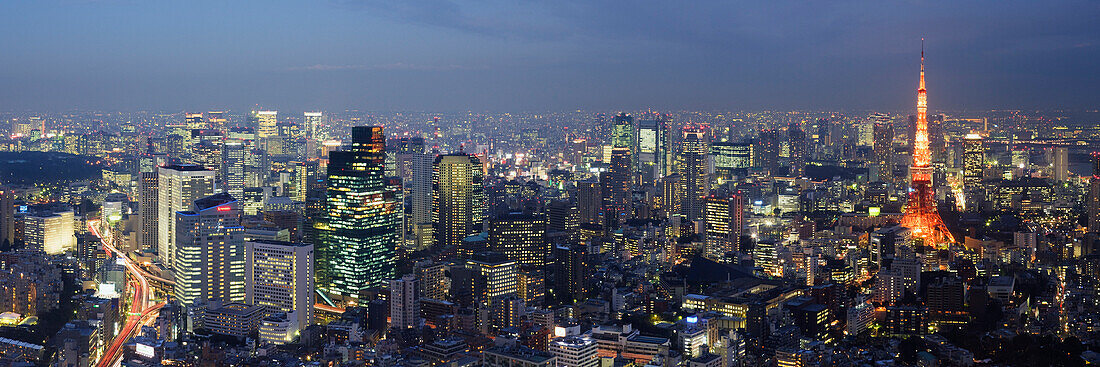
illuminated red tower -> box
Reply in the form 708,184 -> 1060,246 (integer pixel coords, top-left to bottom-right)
901,40 -> 955,245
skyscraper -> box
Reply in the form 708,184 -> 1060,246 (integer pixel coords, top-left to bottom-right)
611,113 -> 634,150
1053,147 -> 1069,181
246,239 -> 314,335
576,179 -> 602,227
636,118 -> 669,182
158,164 -> 216,266
552,244 -> 590,304
601,148 -> 631,229
303,112 -> 324,140
704,192 -> 744,261
679,127 -> 709,221
433,153 -> 486,257
756,129 -> 781,175
0,188 -> 12,248
962,133 -> 984,190
873,120 -> 895,183
489,212 -> 548,268
173,193 -> 246,308
711,141 -> 751,184
409,152 -> 435,249
1089,152 -> 1100,233
322,126 -> 401,300
787,122 -> 807,177
900,42 -> 954,245
253,110 -> 278,139
138,152 -> 166,253
221,139 -> 247,199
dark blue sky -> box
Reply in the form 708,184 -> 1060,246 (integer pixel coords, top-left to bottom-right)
1,0 -> 1097,112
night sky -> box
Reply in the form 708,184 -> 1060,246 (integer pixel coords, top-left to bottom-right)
1,0 -> 1097,112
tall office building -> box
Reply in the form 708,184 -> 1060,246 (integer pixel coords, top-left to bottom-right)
636,118 -> 669,182
389,274 -> 420,329
185,112 -> 207,130
137,153 -> 166,252
221,139 -> 248,199
489,212 -> 548,268
873,121 -> 895,183
611,113 -> 634,150
601,148 -> 631,229
1089,152 -> 1100,233
552,244 -> 590,304
409,152 -> 435,249
1053,147 -> 1069,181
962,133 -> 984,190
711,141 -> 751,184
704,192 -> 744,261
246,239 -> 314,335
174,193 -> 246,308
253,110 -> 278,139
323,126 -> 401,299
787,122 -> 807,177
25,209 -> 75,254
158,164 -> 216,266
756,129 -> 781,175
679,128 -> 709,221
0,188 -> 15,248
576,179 -> 602,227
303,112 -> 324,140
433,153 -> 486,257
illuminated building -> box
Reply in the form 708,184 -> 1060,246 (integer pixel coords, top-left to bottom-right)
389,274 -> 420,329
679,127 -> 709,221
489,212 -> 548,267
577,179 -> 602,227
221,138 -> 247,199
185,112 -> 206,130
203,302 -> 264,338
787,122 -> 806,177
550,336 -> 599,367
611,113 -> 634,150
711,141 -> 751,184
409,152 -> 435,249
872,120 -> 894,183
433,153 -> 486,257
1053,147 -> 1069,181
173,193 -> 245,308
322,126 -> 400,300
636,117 -> 669,182
703,192 -> 744,261
245,239 -> 314,338
962,133 -> 984,190
157,164 -> 215,266
137,153 -> 166,253
24,209 -> 74,254
1090,152 -> 1100,233
601,148 -> 631,229
900,42 -> 955,245
303,111 -> 324,140
253,110 -> 278,139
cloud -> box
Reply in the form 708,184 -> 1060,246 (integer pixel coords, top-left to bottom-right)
285,63 -> 481,72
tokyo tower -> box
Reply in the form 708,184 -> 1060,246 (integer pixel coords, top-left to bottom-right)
901,40 -> 955,245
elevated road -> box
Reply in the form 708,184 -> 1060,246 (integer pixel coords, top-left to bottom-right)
90,220 -> 163,367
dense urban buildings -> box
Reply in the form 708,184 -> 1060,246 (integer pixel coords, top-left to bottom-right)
1,15 -> 1099,366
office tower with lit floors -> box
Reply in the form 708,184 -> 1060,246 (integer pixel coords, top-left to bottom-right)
601,148 -> 631,229
433,153 -> 487,258
899,42 -> 955,245
873,120 -> 895,183
322,126 -> 401,301
679,127 -> 709,221
173,193 -> 246,308
704,192 -> 745,261
158,164 -> 216,267
246,239 -> 314,342
489,212 -> 548,268
756,129 -> 781,175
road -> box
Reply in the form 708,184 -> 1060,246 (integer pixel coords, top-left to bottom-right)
89,220 -> 164,367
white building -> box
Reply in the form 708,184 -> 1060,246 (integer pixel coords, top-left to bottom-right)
246,239 -> 314,339
389,274 -> 420,329
25,210 -> 74,254
549,336 -> 598,367
174,193 -> 245,308
157,164 -> 215,267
